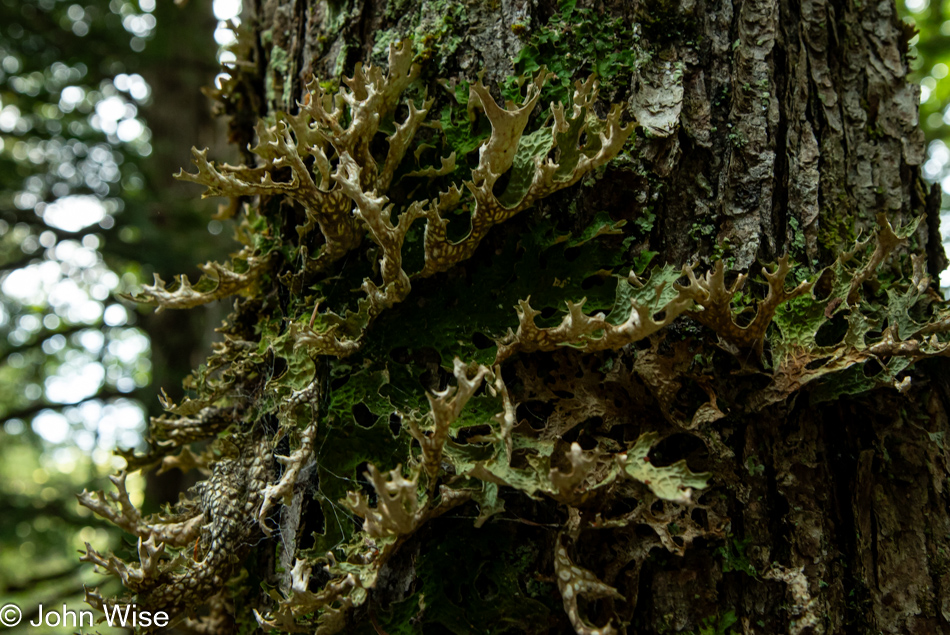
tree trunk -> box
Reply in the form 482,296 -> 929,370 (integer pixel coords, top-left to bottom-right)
81,0 -> 950,634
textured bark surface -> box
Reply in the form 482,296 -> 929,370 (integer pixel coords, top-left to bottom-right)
88,0 -> 950,633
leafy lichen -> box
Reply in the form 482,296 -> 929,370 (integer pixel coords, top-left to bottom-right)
79,38 -> 950,635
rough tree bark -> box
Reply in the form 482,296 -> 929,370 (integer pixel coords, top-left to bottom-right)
78,0 -> 950,634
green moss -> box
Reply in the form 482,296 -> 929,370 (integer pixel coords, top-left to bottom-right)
333,42 -> 349,77
502,0 -> 645,105
384,0 -> 412,20
787,215 -> 807,257
265,45 -> 290,107
411,0 -> 467,63
817,205 -> 856,253
715,535 -> 758,578
372,28 -> 401,63
685,611 -> 740,635
325,0 -> 357,32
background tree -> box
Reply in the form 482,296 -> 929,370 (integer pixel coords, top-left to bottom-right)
904,0 -> 950,254
0,0 -> 225,628
76,0 -> 950,634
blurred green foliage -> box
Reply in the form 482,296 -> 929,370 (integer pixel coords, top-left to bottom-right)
905,0 -> 950,141
904,0 -> 950,287
0,0 -> 226,630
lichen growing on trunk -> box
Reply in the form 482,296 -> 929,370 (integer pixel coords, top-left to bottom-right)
77,11 -> 950,635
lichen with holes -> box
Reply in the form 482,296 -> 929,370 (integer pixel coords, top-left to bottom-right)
80,38 -> 950,635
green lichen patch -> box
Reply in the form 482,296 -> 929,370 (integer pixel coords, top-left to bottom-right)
620,432 -> 710,503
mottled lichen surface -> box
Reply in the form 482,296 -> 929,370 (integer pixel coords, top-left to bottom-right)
76,2 -> 950,633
